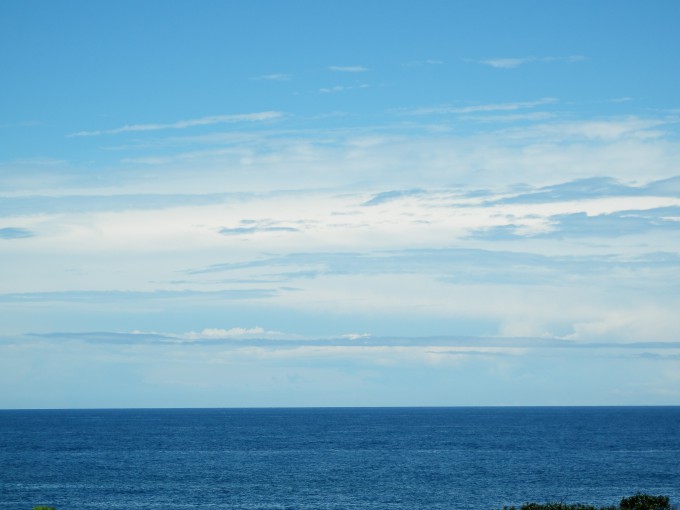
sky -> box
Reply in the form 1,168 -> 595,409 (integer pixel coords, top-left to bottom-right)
1,0 -> 680,408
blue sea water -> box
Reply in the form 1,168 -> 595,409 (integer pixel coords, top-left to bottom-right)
1,407 -> 679,510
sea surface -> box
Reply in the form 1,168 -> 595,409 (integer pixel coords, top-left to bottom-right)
1,407 -> 679,510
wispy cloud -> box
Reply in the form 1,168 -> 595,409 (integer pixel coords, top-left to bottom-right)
328,65 -> 368,73
480,57 -> 531,69
503,116 -> 670,141
219,219 -> 300,236
256,73 -> 291,81
470,207 -> 680,241
405,97 -> 557,116
0,193 -> 237,217
319,84 -> 370,93
0,289 -> 278,303
491,177 -> 673,205
39,327 -> 300,344
0,227 -> 34,239
403,59 -> 444,67
26,329 -> 680,351
362,188 -> 426,206
478,55 -> 586,69
69,111 -> 284,137
0,120 -> 44,129
179,327 -> 292,340
8,329 -> 679,408
460,112 -> 555,123
0,157 -> 66,167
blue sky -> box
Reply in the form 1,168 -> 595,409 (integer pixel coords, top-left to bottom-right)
2,0 -> 680,408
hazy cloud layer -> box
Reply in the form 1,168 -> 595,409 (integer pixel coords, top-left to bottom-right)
3,1 -> 680,406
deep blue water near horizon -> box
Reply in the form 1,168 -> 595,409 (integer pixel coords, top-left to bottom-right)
1,407 -> 679,510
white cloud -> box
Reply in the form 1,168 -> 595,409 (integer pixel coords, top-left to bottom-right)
16,112 -> 678,198
0,120 -> 44,128
180,327 -> 293,340
328,65 -> 368,72
5,108 -> 680,352
69,111 -> 284,137
503,116 -> 671,141
319,85 -> 346,94
1,157 -> 66,167
563,306 -> 680,342
406,97 -> 557,116
477,55 -> 586,69
256,73 -> 291,81
319,84 -> 369,93
4,331 -> 679,408
403,59 -> 444,66
340,333 -> 372,340
8,113 -> 677,203
481,57 -> 530,69
460,112 -> 555,123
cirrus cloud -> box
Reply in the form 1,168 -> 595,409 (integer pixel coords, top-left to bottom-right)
69,111 -> 285,137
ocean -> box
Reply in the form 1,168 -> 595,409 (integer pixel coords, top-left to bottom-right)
1,407 -> 679,510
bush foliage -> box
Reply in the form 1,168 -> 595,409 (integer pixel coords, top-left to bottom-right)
620,494 -> 672,510
32,493 -> 673,510
503,493 -> 673,510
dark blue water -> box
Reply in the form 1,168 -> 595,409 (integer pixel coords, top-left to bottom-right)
1,407 -> 679,510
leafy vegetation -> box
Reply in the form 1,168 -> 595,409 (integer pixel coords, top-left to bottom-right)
620,494 -> 672,510
503,493 -> 673,510
30,493 -> 673,510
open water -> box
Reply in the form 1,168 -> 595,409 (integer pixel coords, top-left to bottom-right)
1,407 -> 679,510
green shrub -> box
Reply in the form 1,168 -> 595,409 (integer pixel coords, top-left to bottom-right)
502,494 -> 673,510
33,507 -> 55,510
620,493 -> 671,510
503,504 -> 616,510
